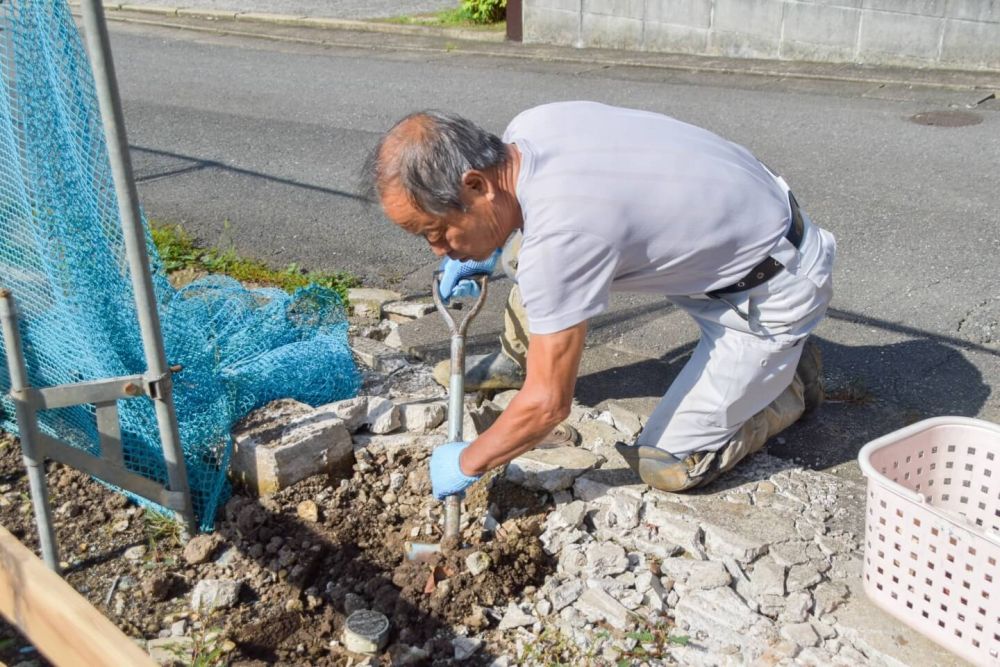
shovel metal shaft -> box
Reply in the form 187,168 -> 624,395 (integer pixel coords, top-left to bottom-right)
443,331 -> 466,538
432,273 -> 489,541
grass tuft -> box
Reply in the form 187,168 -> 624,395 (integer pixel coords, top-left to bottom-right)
379,6 -> 505,29
151,223 -> 358,303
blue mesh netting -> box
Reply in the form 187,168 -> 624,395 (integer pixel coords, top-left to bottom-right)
0,2 -> 360,530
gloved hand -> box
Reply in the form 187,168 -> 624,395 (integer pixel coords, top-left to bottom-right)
438,249 -> 501,303
429,441 -> 481,500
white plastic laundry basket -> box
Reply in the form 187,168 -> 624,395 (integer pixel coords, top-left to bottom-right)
859,417 -> 1000,666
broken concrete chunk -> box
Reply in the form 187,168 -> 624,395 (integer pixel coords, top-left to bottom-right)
786,562 -> 824,592
673,587 -> 777,659
383,300 -> 436,320
641,501 -> 706,559
316,397 -> 369,432
548,579 -> 585,611
462,400 -> 502,437
540,525 -> 586,555
191,579 -> 240,612
296,499 -> 320,523
491,389 -> 519,410
780,623 -> 819,647
505,447 -> 599,492
557,544 -> 588,577
348,288 -> 402,320
452,636 -> 482,661
815,531 -> 857,557
465,552 -> 491,576
350,336 -> 408,374
779,591 -> 813,624
183,534 -> 221,565
550,500 -> 587,530
660,558 -> 731,592
365,396 -> 401,434
574,587 -> 632,630
398,401 -> 446,433
602,401 -> 644,439
572,470 -> 646,503
812,581 -> 849,616
747,555 -> 786,598
497,603 -> 536,630
573,418 -> 628,451
703,523 -> 769,563
769,539 -> 812,567
231,404 -> 353,496
147,637 -> 195,665
585,542 -> 629,578
594,494 -> 641,532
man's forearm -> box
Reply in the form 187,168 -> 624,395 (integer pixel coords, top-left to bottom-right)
457,321 -> 587,477
459,392 -> 567,475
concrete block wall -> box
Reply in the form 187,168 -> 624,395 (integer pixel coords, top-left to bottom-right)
522,0 -> 1000,71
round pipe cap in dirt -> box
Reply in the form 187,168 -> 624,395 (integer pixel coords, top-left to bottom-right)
343,610 -> 390,654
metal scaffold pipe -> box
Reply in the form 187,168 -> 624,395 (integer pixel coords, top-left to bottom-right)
0,291 -> 59,570
78,0 -> 196,535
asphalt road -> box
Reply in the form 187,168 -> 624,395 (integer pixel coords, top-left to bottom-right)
112,18 -> 999,478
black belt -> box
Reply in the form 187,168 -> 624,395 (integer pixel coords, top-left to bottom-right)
708,191 -> 805,298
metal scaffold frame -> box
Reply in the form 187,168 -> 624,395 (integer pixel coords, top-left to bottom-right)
0,0 -> 196,571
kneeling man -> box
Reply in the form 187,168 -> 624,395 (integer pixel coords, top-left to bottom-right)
363,101 -> 835,497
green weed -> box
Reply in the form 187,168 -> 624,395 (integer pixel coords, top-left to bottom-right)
380,5 -> 505,28
189,626 -> 229,667
144,509 -> 183,552
150,223 -> 358,303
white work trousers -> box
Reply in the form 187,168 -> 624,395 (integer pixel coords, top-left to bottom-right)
636,212 -> 837,457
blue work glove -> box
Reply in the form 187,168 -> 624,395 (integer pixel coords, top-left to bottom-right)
429,441 -> 481,500
438,249 -> 501,303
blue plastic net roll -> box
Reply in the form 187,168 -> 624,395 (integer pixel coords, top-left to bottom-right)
0,2 -> 360,530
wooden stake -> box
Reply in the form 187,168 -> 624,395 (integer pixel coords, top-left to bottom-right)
0,524 -> 156,667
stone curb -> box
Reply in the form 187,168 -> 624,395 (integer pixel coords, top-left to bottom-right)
73,2 -> 507,43
70,3 -> 1000,92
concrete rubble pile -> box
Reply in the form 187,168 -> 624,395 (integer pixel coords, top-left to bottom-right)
213,289 -> 955,666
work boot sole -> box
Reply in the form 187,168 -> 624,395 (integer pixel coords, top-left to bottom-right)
614,442 -> 703,493
432,351 -> 525,392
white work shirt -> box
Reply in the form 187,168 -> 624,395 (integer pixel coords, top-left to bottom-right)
502,101 -> 793,335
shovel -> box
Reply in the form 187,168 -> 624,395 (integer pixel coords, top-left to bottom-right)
404,271 -> 490,561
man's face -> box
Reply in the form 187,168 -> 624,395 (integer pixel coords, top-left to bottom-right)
380,178 -> 504,262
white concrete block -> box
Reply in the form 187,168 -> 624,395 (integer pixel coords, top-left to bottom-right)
644,21 -> 710,53
645,0 -> 713,28
506,446 -> 600,492
712,0 -> 782,38
582,12 -> 643,49
865,0 -> 947,18
523,5 -> 581,45
585,0 -> 644,19
940,19 -> 1000,69
949,0 -> 1000,23
858,9 -> 943,61
782,3 -> 860,49
232,402 -> 353,495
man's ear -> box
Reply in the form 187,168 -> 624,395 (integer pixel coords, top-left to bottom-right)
461,170 -> 493,201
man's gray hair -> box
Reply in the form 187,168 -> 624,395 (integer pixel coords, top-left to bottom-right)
363,110 -> 507,215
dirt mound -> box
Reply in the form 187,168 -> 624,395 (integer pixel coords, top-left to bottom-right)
0,429 -> 555,666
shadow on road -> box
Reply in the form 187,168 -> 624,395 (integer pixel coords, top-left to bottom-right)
130,144 -> 369,203
576,313 -> 991,476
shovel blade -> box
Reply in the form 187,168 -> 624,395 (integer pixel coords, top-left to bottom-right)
404,540 -> 441,561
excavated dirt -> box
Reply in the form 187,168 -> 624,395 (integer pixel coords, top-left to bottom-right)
0,429 -> 556,666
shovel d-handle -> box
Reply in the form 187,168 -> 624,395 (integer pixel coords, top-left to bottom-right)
431,272 -> 489,540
